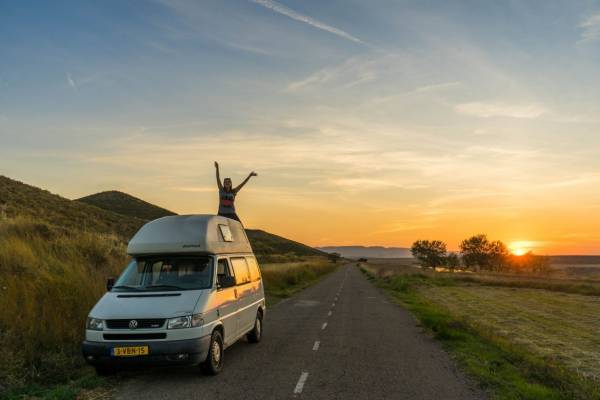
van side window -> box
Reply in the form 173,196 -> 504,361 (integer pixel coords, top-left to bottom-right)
230,257 -> 250,284
217,259 -> 232,288
246,257 -> 261,281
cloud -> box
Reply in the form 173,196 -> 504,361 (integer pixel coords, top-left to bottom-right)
454,101 -> 546,119
414,81 -> 460,93
579,13 -> 600,43
66,73 -> 77,89
250,0 -> 364,44
288,57 -> 377,91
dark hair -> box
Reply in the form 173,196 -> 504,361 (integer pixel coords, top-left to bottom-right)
224,178 -> 232,182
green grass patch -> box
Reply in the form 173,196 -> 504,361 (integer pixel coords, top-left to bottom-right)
361,268 -> 599,400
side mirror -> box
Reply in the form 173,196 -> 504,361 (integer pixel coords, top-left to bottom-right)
218,276 -> 236,288
106,277 -> 115,291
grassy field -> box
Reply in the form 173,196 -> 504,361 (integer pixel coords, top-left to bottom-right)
361,262 -> 600,399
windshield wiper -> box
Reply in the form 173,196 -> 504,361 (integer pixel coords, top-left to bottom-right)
144,284 -> 184,291
112,285 -> 142,291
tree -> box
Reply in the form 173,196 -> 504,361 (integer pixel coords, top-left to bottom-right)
460,234 -> 492,271
411,240 -> 447,270
445,252 -> 461,272
488,240 -> 509,271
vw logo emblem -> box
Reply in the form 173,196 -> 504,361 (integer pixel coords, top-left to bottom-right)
128,320 -> 138,329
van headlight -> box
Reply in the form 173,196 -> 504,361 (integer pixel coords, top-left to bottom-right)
86,317 -> 104,331
167,314 -> 203,329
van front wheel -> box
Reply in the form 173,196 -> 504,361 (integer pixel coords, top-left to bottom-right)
247,311 -> 263,343
201,330 -> 224,375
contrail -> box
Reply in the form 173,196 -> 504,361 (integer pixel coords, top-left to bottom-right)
250,0 -> 364,44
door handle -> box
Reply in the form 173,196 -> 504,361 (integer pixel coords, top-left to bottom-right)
234,288 -> 238,298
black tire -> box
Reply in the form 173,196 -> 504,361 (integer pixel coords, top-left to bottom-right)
94,364 -> 116,376
201,330 -> 224,375
247,311 -> 263,343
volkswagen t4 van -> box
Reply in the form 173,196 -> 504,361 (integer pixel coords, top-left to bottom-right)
82,215 -> 265,375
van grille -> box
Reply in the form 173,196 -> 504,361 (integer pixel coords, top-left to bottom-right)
103,333 -> 167,340
105,319 -> 165,329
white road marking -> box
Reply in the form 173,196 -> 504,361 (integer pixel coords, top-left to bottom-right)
294,372 -> 309,394
332,303 -> 335,307
327,310 -> 332,316
312,341 -> 320,351
321,322 -> 328,330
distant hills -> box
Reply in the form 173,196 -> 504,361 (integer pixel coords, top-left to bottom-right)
77,191 -> 176,221
318,245 -> 412,259
0,176 -> 323,259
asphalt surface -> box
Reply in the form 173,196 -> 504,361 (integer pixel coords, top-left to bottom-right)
116,264 -> 486,399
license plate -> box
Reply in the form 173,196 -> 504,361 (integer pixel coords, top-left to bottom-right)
111,346 -> 149,357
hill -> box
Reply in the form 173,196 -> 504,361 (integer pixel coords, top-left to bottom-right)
77,191 -> 176,221
0,176 -> 144,238
76,189 -> 325,259
246,229 -> 325,259
318,245 -> 412,259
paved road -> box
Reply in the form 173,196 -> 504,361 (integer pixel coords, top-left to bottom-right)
116,264 -> 486,399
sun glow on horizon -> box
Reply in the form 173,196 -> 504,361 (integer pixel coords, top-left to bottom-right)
509,241 -> 537,256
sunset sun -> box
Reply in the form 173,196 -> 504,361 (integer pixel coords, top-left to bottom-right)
509,241 -> 534,256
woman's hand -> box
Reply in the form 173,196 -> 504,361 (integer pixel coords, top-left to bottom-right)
250,171 -> 258,177
214,161 -> 219,169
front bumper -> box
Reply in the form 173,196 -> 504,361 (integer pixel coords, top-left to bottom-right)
82,336 -> 211,367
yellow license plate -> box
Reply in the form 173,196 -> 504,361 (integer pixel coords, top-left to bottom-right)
111,346 -> 149,357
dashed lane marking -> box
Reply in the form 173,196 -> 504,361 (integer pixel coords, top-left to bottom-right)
294,372 -> 309,394
327,310 -> 332,316
322,322 -> 328,330
312,341 -> 320,351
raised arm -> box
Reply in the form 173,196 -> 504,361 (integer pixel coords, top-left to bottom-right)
234,171 -> 257,192
214,161 -> 223,190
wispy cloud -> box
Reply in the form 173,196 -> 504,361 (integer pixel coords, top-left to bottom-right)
415,81 -> 460,93
250,0 -> 364,44
288,57 -> 377,91
579,13 -> 600,43
454,101 -> 546,119
66,73 -> 77,89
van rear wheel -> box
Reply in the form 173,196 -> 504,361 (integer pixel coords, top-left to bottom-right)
247,311 -> 263,343
201,330 -> 224,375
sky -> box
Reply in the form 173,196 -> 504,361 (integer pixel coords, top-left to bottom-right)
1,0 -> 600,254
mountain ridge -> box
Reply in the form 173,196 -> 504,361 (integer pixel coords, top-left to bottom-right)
318,245 -> 412,259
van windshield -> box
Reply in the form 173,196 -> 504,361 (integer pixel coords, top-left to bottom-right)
112,256 -> 213,292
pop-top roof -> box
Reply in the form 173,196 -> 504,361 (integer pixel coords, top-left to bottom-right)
127,215 -> 252,256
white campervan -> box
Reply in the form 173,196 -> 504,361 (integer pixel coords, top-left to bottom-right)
82,215 -> 265,375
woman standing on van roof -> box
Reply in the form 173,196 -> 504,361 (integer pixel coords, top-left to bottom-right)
214,161 -> 257,222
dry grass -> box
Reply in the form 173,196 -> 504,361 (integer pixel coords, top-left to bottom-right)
362,262 -> 600,296
423,286 -> 600,383
261,258 -> 337,302
362,262 -> 600,398
0,218 -> 128,394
